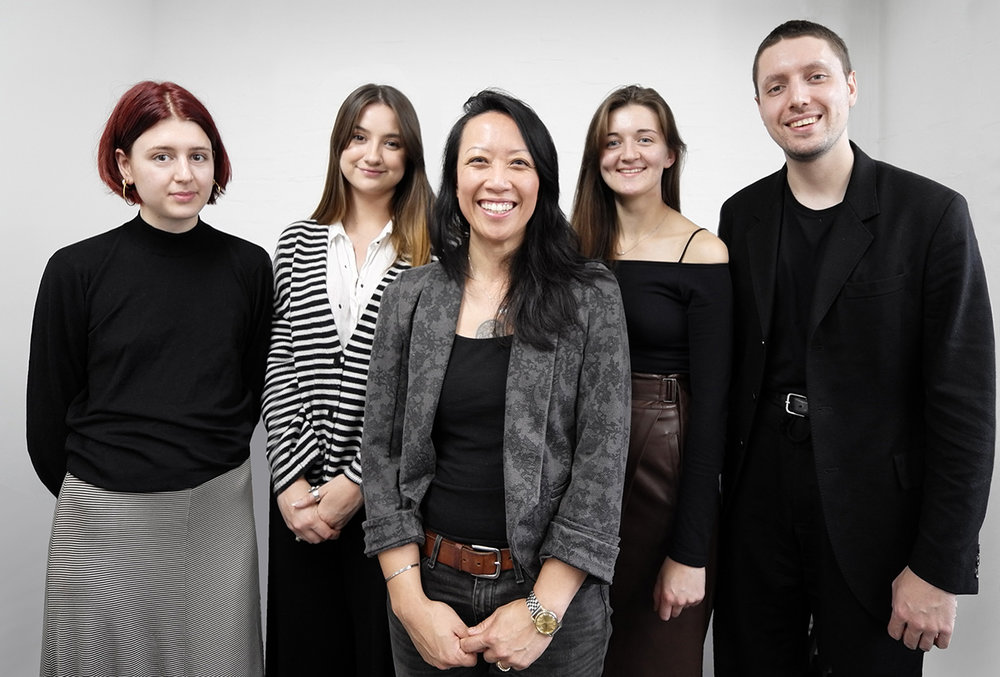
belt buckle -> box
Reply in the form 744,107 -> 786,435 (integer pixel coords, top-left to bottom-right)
784,392 -> 808,418
470,544 -> 502,579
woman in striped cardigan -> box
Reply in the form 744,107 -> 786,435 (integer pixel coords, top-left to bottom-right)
262,84 -> 433,676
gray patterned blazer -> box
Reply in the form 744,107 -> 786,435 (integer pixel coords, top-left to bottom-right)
361,262 -> 630,584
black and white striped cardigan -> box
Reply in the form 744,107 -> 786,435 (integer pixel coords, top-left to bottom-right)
262,220 -> 408,494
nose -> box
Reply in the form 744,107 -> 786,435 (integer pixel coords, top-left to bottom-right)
788,79 -> 810,108
621,139 -> 640,161
363,141 -> 383,165
485,162 -> 511,190
174,158 -> 193,181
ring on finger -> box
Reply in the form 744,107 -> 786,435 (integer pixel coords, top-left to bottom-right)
309,486 -> 321,503
496,661 -> 511,672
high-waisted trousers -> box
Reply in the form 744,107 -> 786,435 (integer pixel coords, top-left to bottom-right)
603,373 -> 714,677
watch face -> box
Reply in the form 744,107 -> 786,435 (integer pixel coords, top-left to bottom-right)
535,610 -> 560,635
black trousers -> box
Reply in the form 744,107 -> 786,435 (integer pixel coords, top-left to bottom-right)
265,498 -> 395,677
713,397 -> 924,677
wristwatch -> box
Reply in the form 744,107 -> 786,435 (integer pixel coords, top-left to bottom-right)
526,591 -> 562,636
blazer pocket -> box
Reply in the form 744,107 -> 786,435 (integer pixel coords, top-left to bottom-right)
843,272 -> 907,298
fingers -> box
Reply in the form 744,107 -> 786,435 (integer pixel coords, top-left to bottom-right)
290,484 -> 322,509
459,634 -> 489,654
288,505 -> 338,543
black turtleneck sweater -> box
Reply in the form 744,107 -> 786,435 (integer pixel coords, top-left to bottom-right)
27,214 -> 273,495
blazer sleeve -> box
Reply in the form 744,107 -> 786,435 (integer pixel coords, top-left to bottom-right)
910,192 -> 995,593
26,253 -> 88,496
540,270 -> 631,583
360,276 -> 423,555
262,231 -> 324,494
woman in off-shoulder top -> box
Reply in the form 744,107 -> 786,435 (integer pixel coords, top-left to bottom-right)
571,84 -> 732,677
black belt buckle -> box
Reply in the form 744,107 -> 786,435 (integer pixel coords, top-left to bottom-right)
784,393 -> 808,418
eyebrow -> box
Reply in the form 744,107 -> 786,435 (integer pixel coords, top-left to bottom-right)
464,145 -> 531,155
353,125 -> 400,137
606,129 -> 660,138
147,145 -> 213,152
764,60 -> 836,80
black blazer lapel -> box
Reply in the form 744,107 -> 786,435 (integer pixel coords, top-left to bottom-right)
746,171 -> 785,339
809,145 -> 879,335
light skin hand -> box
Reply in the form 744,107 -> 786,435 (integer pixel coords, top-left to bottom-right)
396,595 -> 478,669
276,477 -> 337,543
292,474 -> 363,534
382,544 -> 477,670
461,557 -> 585,670
653,557 -> 706,621
887,566 -> 957,651
460,599 -> 551,670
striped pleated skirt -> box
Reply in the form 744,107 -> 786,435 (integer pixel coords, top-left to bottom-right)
41,459 -> 263,677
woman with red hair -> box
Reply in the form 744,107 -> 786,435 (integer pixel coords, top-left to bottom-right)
27,80 -> 271,676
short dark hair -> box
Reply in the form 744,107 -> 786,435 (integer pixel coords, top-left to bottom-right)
753,20 -> 853,96
97,81 -> 231,205
432,89 -> 595,350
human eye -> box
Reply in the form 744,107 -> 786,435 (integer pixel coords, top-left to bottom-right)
605,138 -> 621,149
638,136 -> 654,144
510,157 -> 534,169
384,138 -> 402,150
153,153 -> 172,162
765,83 -> 784,96
809,73 -> 829,83
191,152 -> 209,162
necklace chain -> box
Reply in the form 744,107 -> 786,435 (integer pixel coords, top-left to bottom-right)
616,212 -> 668,256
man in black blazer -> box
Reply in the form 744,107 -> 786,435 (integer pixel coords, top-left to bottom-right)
713,20 -> 995,676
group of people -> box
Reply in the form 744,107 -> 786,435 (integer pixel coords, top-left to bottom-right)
26,19 -> 994,677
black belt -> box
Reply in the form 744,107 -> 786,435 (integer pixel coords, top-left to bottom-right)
767,391 -> 809,418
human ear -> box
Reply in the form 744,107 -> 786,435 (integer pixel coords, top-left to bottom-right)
115,148 -> 133,184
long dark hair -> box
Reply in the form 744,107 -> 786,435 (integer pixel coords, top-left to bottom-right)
571,85 -> 686,260
311,84 -> 433,265
432,89 -> 596,350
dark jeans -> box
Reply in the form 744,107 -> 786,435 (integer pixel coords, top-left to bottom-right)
713,397 -> 924,677
387,554 -> 611,676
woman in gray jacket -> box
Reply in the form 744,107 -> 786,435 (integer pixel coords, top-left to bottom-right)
361,90 -> 631,676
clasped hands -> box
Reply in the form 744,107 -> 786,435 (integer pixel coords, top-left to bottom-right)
277,475 -> 363,543
398,595 -> 551,671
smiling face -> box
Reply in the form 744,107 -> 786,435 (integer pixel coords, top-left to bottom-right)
457,112 -> 539,255
339,103 -> 407,202
116,117 -> 215,232
755,35 -> 857,163
600,104 -> 675,202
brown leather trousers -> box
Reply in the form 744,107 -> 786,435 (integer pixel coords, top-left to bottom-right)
602,373 -> 716,677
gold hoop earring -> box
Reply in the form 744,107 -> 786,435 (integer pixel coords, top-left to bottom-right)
122,179 -> 136,206
213,180 -> 224,197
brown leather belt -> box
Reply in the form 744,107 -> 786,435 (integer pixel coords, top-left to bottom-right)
423,529 -> 514,579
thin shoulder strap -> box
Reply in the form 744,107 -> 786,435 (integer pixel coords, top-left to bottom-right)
678,228 -> 706,263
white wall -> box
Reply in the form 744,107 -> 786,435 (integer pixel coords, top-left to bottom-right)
2,1 -> 997,674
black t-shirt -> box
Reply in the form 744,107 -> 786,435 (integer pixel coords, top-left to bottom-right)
765,184 -> 840,393
422,334 -> 511,548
